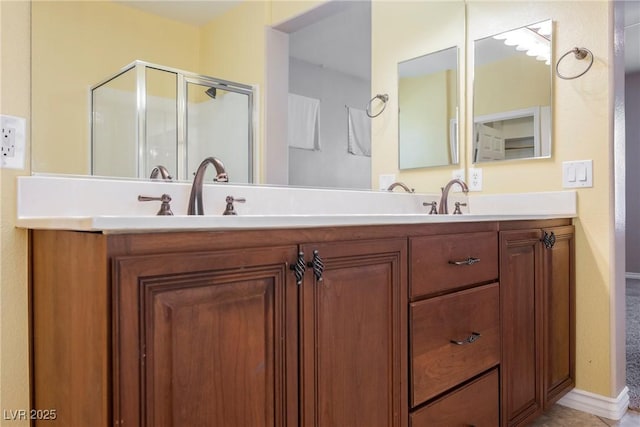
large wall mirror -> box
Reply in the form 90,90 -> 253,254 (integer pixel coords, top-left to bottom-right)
33,1 -> 504,188
398,46 -> 459,169
473,20 -> 552,163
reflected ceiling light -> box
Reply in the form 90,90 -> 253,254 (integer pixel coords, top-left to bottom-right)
493,24 -> 551,65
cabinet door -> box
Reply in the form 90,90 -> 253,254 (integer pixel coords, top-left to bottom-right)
541,225 -> 575,407
299,239 -> 407,427
500,230 -> 543,427
113,246 -> 298,427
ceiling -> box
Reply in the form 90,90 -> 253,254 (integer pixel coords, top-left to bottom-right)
115,0 -> 639,74
115,0 -> 242,26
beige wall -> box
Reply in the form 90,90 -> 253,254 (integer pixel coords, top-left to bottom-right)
373,0 -> 619,398
0,1 -> 31,424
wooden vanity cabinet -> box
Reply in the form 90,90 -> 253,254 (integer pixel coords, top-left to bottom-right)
31,228 -> 407,427
499,224 -> 575,427
31,219 -> 574,427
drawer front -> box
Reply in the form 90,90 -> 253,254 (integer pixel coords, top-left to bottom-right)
410,283 -> 500,407
410,368 -> 499,427
410,231 -> 498,298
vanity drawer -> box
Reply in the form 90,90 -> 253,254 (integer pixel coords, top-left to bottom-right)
410,231 -> 498,298
410,368 -> 499,427
410,282 -> 500,407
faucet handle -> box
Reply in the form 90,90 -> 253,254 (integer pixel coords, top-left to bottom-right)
422,201 -> 438,215
138,194 -> 174,216
453,201 -> 467,215
223,196 -> 246,216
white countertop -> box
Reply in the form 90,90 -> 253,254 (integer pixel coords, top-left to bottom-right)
17,212 -> 575,234
16,175 -> 577,233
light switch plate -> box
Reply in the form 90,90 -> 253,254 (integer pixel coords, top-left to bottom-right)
562,160 -> 593,188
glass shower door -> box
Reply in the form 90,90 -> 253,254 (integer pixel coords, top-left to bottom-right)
185,78 -> 252,183
145,67 -> 178,179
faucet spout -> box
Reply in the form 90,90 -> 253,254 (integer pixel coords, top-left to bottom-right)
438,178 -> 469,214
149,165 -> 173,181
187,157 -> 228,215
386,182 -> 415,193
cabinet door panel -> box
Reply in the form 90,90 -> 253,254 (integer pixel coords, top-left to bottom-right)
114,247 -> 298,427
300,239 -> 407,427
500,230 -> 543,426
542,225 -> 575,406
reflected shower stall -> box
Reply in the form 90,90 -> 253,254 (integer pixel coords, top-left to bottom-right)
91,60 -> 254,182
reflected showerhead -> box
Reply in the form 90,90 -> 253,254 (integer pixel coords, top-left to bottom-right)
205,87 -> 217,99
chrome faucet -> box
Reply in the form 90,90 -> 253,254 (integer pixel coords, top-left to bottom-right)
387,182 -> 415,193
187,157 -> 228,215
149,165 -> 172,181
439,178 -> 469,214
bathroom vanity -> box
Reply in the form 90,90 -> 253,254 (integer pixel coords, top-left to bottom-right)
29,218 -> 574,427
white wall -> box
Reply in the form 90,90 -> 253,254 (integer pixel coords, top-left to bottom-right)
288,57 -> 371,189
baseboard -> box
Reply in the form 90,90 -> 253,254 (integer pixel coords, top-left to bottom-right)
626,272 -> 640,280
557,387 -> 630,420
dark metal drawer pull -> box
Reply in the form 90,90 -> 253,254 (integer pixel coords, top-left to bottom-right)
290,252 -> 306,285
541,231 -> 556,249
450,332 -> 482,345
307,250 -> 325,282
448,257 -> 481,266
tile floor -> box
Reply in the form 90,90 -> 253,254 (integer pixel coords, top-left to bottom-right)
532,404 -> 640,426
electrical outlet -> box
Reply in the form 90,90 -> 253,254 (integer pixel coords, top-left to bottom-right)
379,174 -> 396,191
451,169 -> 465,192
2,126 -> 16,157
0,115 -> 27,170
468,167 -> 483,191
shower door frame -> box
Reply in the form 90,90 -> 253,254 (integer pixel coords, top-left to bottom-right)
90,60 -> 255,182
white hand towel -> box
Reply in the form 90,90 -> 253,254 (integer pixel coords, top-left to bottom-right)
347,107 -> 371,156
288,93 -> 320,150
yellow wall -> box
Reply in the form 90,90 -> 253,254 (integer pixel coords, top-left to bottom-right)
0,1 -> 31,424
475,54 -> 551,116
372,0 -> 466,184
374,0 -> 616,397
399,71 -> 451,168
31,1 -> 200,175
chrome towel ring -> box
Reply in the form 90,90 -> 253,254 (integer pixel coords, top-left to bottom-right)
366,93 -> 389,118
556,47 -> 593,80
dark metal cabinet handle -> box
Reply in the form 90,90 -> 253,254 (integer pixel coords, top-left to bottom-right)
450,332 -> 482,345
448,257 -> 481,266
307,250 -> 325,282
541,231 -> 556,249
290,252 -> 306,285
